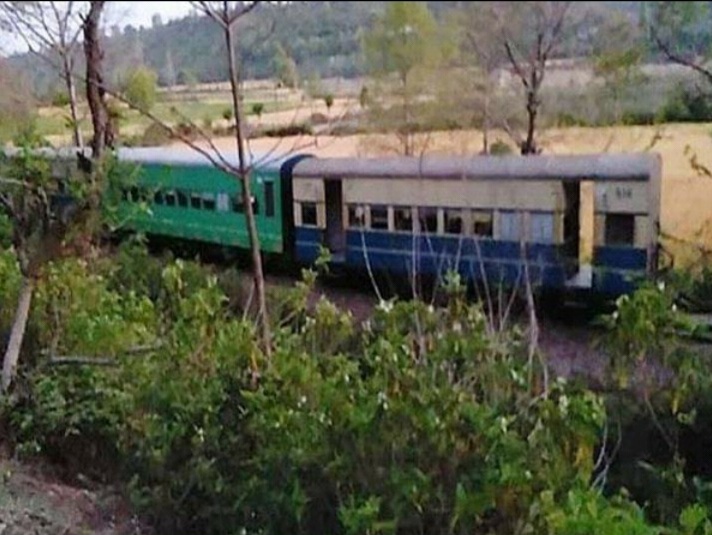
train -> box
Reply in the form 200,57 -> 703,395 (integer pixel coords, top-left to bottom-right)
3,146 -> 664,302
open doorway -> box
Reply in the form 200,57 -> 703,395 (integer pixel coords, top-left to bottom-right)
324,179 -> 345,257
564,180 -> 594,289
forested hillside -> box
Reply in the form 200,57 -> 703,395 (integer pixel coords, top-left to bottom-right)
8,0 -> 704,98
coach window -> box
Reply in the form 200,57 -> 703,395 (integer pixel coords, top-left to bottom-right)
499,210 -> 521,241
419,207 -> 438,234
264,182 -> 275,217
216,192 -> 230,212
529,211 -> 555,244
370,205 -> 389,231
165,190 -> 177,207
177,190 -> 189,208
444,209 -> 464,235
605,213 -> 635,246
348,205 -> 365,227
301,202 -> 318,226
191,192 -> 202,209
394,207 -> 413,232
472,210 -> 493,237
203,193 -> 216,211
154,190 -> 164,205
233,193 -> 244,213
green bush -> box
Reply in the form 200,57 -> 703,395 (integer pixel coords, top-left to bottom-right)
124,67 -> 159,111
138,122 -> 172,147
261,122 -> 314,138
660,85 -> 712,123
489,140 -> 513,155
8,247 -> 712,535
51,91 -> 71,107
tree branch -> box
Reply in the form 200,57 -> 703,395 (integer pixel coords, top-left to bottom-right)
652,30 -> 712,85
503,39 -> 530,90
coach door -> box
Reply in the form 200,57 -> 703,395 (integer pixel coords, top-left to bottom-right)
324,179 -> 345,256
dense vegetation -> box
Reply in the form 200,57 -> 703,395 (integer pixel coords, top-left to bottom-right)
2,149 -> 712,532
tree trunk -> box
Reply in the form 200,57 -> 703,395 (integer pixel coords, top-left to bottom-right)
224,21 -> 272,359
482,86 -> 490,155
1,277 -> 34,394
522,88 -> 539,155
83,1 -> 107,161
63,56 -> 83,148
402,71 -> 412,156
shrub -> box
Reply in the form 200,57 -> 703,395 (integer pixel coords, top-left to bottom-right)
51,91 -> 71,107
124,67 -> 159,111
659,84 -> 712,123
261,122 -> 314,138
251,102 -> 264,118
489,140 -> 513,155
222,107 -> 234,122
138,123 -> 172,146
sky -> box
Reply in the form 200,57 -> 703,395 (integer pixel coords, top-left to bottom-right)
1,1 -> 196,56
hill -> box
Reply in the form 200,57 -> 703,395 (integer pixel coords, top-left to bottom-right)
5,1 -> 685,99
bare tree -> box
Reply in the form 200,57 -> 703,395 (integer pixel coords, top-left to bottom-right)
0,1 -> 87,147
494,1 -> 572,155
191,1 -> 272,358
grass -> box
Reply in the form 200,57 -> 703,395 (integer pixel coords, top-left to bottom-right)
37,91 -> 303,141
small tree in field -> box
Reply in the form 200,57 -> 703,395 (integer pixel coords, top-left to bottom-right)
124,66 -> 159,111
363,1 -> 452,156
493,1 -> 572,155
252,102 -> 264,122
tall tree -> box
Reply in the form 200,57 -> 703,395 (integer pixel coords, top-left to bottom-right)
82,0 -> 111,160
192,0 -> 272,360
493,1 -> 572,155
451,2 -> 507,154
363,1 -> 442,156
0,1 -> 87,147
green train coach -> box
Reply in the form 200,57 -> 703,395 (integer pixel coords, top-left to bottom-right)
110,148 -> 309,255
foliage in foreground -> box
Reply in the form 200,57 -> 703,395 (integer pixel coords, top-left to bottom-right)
1,245 -> 712,534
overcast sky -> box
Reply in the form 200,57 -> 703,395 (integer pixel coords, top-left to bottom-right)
1,1 -> 196,56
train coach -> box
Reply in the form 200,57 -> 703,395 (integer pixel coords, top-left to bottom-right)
290,153 -> 663,299
2,146 -> 663,301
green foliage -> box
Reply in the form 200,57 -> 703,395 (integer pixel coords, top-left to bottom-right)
50,91 -> 71,107
274,43 -> 300,89
601,281 -> 693,387
137,122 -> 172,147
251,102 -> 264,118
324,93 -> 334,110
0,213 -> 13,250
221,107 -> 233,122
532,486 -> 660,535
363,2 -> 440,80
659,84 -> 712,123
359,85 -> 371,109
123,67 -> 159,111
489,140 -> 514,155
0,248 -> 21,329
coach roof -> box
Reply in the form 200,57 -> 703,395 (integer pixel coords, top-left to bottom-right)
291,153 -> 661,181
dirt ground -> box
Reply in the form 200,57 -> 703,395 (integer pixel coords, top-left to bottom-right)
0,457 -> 143,535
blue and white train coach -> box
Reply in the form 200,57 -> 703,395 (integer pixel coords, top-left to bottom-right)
289,153 -> 662,300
